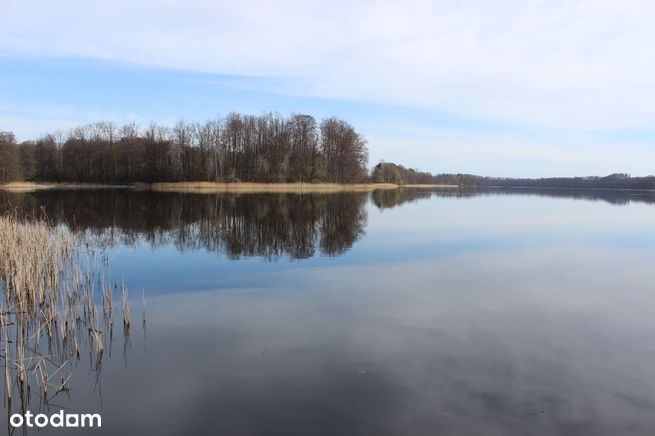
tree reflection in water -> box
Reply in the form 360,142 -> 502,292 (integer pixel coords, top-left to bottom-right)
1,187 -> 653,262
0,191 -> 369,260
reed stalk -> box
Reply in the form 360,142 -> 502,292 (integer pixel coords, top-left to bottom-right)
0,213 -> 130,417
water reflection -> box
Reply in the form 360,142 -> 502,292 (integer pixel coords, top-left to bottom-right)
1,188 -> 655,435
474,187 -> 655,206
3,187 -> 652,263
373,187 -> 655,209
0,191 -> 368,260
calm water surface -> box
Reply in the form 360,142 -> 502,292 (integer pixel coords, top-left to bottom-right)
2,188 -> 655,435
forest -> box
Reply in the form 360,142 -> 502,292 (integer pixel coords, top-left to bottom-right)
372,162 -> 476,187
0,113 -> 368,184
371,162 -> 655,190
474,174 -> 655,190
3,121 -> 655,190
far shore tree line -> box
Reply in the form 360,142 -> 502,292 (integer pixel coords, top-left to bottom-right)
473,174 -> 655,190
2,119 -> 654,190
371,162 -> 478,187
370,162 -> 655,190
0,113 -> 368,184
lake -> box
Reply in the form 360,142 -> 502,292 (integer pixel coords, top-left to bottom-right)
2,187 -> 655,435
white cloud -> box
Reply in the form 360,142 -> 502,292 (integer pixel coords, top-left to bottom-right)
1,0 -> 655,131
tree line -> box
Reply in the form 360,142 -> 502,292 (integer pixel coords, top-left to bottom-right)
4,122 -> 654,189
474,174 -> 655,190
0,113 -> 368,184
372,162 -> 655,190
371,162 -> 477,187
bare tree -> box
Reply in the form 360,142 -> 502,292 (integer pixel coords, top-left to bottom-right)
10,113 -> 370,184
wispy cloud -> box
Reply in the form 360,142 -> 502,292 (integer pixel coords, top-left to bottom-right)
2,0 -> 654,130
1,0 -> 654,175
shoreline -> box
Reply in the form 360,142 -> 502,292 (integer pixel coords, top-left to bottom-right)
149,182 -> 399,193
0,181 -> 458,193
0,182 -> 132,192
479,185 -> 655,193
2,182 -> 652,193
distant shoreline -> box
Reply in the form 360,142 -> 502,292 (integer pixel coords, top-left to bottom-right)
2,182 -> 654,194
479,185 -> 655,193
0,181 -> 459,193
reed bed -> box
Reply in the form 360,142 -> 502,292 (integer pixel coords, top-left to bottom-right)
0,213 -> 130,416
0,182 -> 130,192
148,181 -> 400,193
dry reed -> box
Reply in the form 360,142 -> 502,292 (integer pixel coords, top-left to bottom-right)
0,213 -> 130,418
149,181 -> 400,193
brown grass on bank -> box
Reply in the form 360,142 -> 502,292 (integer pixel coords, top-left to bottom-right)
400,184 -> 459,189
148,182 -> 400,193
1,181 -> 461,193
0,213 -> 129,414
0,182 -> 130,192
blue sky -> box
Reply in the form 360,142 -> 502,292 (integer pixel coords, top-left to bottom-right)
1,0 -> 655,177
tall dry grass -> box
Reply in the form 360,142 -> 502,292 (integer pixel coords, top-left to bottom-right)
149,181 -> 400,193
0,213 -> 130,416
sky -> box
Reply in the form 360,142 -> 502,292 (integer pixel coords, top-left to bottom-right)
1,0 -> 654,177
